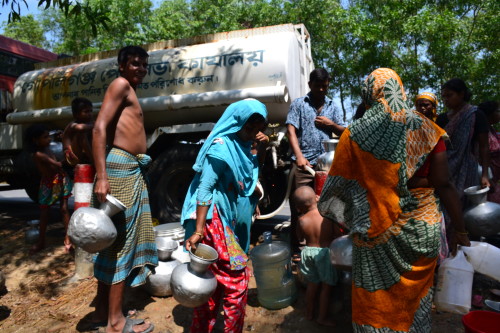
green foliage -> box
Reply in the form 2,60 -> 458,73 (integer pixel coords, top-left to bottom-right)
1,0 -> 110,35
41,0 -> 153,55
2,14 -> 48,48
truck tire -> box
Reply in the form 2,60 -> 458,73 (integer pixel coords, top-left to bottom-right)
148,143 -> 200,223
10,150 -> 41,202
24,178 -> 40,202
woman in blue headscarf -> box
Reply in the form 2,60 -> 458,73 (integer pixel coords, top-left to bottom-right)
181,99 -> 268,333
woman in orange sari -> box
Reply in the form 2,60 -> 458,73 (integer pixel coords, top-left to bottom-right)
318,68 -> 470,332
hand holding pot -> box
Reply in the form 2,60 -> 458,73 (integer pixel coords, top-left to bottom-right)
185,233 -> 202,252
94,177 -> 110,203
186,205 -> 209,251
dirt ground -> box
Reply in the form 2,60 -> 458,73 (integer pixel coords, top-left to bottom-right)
0,197 -> 475,333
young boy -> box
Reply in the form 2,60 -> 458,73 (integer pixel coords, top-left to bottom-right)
90,46 -> 157,333
26,124 -> 73,253
294,186 -> 340,327
62,97 -> 94,167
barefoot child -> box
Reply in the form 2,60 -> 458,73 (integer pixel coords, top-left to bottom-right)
26,124 -> 73,253
294,186 -> 340,327
62,97 -> 94,167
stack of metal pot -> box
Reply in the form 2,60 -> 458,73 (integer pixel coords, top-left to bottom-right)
144,225 -> 183,297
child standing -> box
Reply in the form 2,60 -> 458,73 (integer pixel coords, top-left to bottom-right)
294,185 -> 340,327
62,97 -> 94,167
26,124 -> 73,253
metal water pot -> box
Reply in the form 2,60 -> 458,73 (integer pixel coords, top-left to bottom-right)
145,259 -> 182,297
316,139 -> 339,171
68,194 -> 126,253
329,235 -> 353,271
170,243 -> 218,308
464,186 -> 500,237
25,220 -> 40,244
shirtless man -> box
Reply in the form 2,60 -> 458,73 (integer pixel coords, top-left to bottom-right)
294,186 -> 342,327
91,46 -> 157,333
62,97 -> 94,167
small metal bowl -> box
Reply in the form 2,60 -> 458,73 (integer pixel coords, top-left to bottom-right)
156,237 -> 178,261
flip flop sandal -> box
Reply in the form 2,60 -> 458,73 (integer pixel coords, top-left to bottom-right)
122,317 -> 154,333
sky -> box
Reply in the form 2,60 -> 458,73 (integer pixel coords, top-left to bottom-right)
0,2 -> 42,33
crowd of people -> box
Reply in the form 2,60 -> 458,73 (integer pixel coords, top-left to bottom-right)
24,44 -> 499,333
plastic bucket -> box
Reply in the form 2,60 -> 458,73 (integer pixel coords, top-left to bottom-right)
462,310 -> 500,333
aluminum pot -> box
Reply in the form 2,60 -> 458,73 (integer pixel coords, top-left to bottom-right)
145,259 -> 182,297
25,220 -> 40,244
170,243 -> 218,308
330,235 -> 353,271
68,194 -> 125,253
464,186 -> 500,237
316,139 -> 339,171
156,237 -> 178,261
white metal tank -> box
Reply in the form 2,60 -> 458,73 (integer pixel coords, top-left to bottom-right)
9,24 -> 312,130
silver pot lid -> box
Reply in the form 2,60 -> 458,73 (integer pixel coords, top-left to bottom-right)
155,222 -> 184,236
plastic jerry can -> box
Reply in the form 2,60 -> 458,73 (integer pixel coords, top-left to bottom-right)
462,241 -> 500,282
434,248 -> 474,314
250,231 -> 297,309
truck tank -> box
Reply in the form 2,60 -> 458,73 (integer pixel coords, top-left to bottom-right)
8,24 -> 311,131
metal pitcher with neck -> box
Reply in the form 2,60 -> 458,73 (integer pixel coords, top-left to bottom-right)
68,194 -> 126,253
463,186 -> 500,237
170,243 -> 218,307
316,139 -> 339,171
25,220 -> 40,244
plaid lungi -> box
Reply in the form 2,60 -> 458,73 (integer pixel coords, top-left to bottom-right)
93,147 -> 158,287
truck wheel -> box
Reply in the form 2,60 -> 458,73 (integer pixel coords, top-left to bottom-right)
148,144 -> 200,223
24,178 -> 40,202
10,150 -> 41,202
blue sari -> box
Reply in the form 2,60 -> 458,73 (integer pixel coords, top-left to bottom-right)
181,99 -> 267,269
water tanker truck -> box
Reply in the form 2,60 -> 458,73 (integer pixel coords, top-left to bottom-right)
1,23 -> 314,222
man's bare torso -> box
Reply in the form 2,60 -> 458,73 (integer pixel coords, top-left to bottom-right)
107,77 -> 147,155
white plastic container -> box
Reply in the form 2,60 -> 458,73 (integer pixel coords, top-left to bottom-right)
462,241 -> 500,282
434,249 -> 474,314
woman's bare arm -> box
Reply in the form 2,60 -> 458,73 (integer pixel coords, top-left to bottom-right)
428,151 -> 470,254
